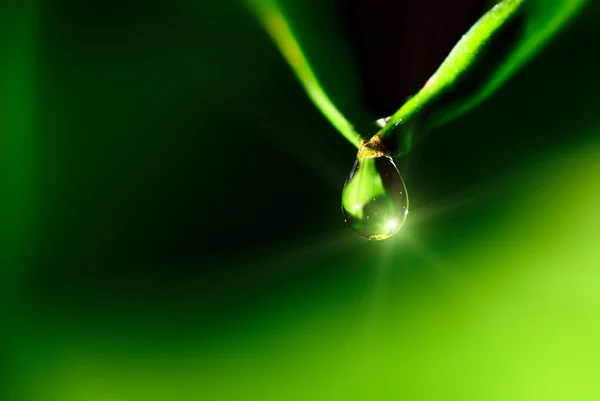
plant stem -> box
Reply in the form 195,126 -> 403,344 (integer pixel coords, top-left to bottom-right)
372,0 -> 527,156
370,0 -> 587,157
246,0 -> 362,148
249,0 -> 587,157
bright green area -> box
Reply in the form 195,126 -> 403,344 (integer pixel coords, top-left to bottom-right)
15,140 -> 600,401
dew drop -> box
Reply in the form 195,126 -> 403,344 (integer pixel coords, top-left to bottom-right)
341,156 -> 408,240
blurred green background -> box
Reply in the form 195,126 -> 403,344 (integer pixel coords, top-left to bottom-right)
1,1 -> 599,400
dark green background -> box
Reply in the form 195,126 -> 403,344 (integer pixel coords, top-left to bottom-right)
1,1 -> 599,400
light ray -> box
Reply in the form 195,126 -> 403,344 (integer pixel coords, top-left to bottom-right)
399,230 -> 463,287
168,229 -> 359,302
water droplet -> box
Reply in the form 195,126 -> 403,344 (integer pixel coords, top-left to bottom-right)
341,156 -> 408,240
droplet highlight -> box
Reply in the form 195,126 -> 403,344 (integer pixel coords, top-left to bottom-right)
341,156 -> 408,240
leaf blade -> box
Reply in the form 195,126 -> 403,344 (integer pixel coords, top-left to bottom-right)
376,0 -> 589,156
246,0 -> 363,148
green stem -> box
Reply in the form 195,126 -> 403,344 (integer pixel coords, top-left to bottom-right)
375,0 -> 527,156
370,0 -> 587,157
246,0 -> 362,148
249,0 -> 586,157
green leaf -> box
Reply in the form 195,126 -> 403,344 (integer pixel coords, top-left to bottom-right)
245,0 -> 363,148
248,0 -> 588,156
375,0 -> 589,156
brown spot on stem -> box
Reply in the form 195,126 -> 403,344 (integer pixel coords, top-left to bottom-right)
358,136 -> 390,158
